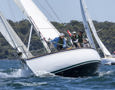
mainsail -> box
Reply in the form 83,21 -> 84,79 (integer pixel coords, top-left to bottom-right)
80,0 -> 111,57
0,12 -> 33,59
13,0 -> 60,41
80,0 -> 96,49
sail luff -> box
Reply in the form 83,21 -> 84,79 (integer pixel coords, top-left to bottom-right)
81,0 -> 111,56
0,12 -> 33,59
80,0 -> 96,49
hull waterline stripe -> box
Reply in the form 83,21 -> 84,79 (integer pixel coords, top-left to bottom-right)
52,60 -> 100,74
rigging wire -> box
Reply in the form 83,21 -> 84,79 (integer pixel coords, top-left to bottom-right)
45,0 -> 62,22
36,0 -> 56,21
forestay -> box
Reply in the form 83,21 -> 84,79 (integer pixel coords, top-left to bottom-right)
81,0 -> 111,57
13,0 -> 60,41
0,12 -> 33,59
80,0 -> 96,49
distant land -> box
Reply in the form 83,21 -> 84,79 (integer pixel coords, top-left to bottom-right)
0,19 -> 114,59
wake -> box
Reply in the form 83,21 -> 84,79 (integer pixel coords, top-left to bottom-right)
0,68 -> 32,78
0,68 -> 55,78
98,71 -> 114,77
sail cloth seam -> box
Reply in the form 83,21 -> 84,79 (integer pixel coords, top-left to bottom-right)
29,16 -> 55,30
29,16 -> 46,40
30,1 -> 59,33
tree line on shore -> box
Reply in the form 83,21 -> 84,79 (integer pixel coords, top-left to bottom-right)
0,19 -> 114,59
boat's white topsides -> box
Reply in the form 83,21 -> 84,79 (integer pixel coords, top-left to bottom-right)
26,48 -> 101,76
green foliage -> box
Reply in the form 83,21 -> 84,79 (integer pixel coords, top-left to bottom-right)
0,19 -> 114,59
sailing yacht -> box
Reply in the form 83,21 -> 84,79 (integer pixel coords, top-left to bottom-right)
0,0 -> 101,77
80,0 -> 115,65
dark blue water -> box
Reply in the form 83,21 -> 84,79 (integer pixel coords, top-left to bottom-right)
0,60 -> 115,90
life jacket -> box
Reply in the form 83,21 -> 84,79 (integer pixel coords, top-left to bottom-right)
58,37 -> 64,46
71,35 -> 77,42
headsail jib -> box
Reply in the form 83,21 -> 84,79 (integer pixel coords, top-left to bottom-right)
80,0 -> 111,57
0,12 -> 33,59
80,0 -> 96,49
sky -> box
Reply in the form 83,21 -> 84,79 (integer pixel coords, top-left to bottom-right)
0,0 -> 115,23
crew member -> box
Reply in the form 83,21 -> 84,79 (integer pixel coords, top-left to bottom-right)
77,31 -> 84,48
71,31 -> 78,48
83,38 -> 90,48
51,33 -> 67,51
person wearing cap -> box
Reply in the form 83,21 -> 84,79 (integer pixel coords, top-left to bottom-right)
71,31 -> 78,48
51,33 -> 67,51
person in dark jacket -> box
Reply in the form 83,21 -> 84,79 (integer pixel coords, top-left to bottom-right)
71,31 -> 78,48
77,31 -> 84,48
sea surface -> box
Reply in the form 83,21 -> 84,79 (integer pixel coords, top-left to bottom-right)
0,60 -> 115,90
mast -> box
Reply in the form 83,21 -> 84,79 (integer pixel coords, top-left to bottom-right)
13,0 -> 61,53
81,0 -> 111,57
0,11 -> 33,59
80,0 -> 96,49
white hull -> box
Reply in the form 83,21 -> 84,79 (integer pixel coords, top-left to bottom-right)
25,48 -> 101,77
